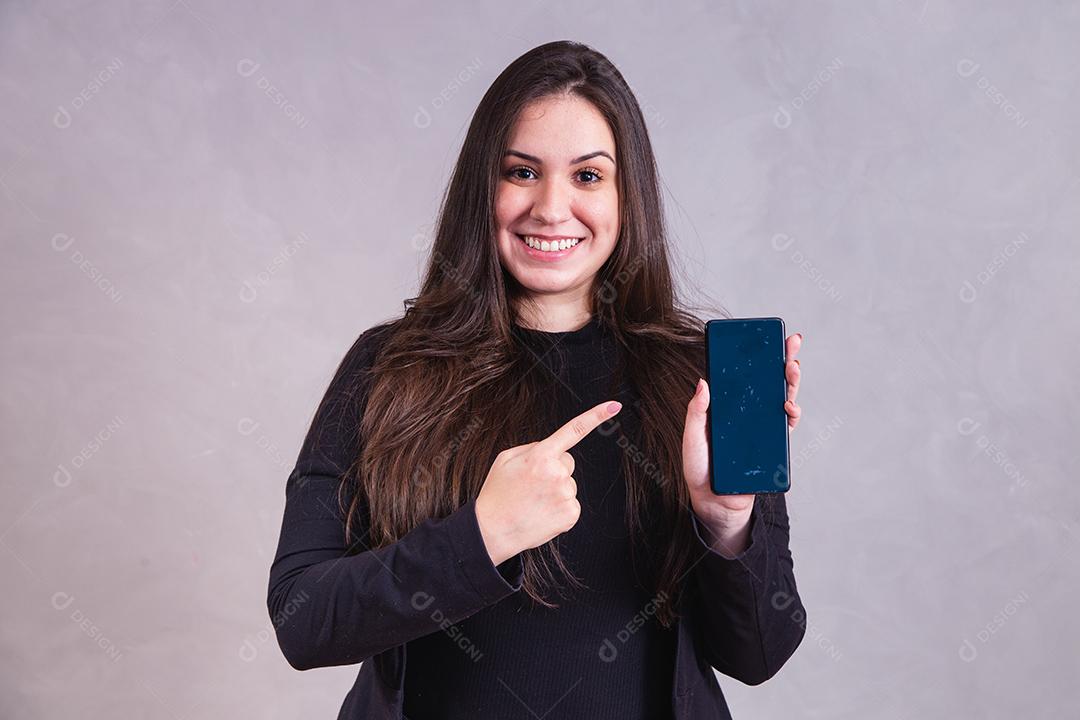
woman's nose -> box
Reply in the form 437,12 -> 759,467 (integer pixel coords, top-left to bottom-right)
529,179 -> 572,225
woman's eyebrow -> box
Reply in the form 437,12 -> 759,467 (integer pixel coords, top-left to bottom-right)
504,149 -> 615,166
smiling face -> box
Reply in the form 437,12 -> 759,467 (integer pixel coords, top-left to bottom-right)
495,93 -> 620,327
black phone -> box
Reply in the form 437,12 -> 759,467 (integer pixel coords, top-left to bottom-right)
704,317 -> 791,494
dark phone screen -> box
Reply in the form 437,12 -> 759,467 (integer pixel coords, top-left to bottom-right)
705,318 -> 790,494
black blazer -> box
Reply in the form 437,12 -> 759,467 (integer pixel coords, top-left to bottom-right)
267,323 -> 807,718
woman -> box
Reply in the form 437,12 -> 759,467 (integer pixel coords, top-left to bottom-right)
267,40 -> 807,719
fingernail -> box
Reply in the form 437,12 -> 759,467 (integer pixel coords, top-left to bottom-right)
695,378 -> 704,396
796,332 -> 803,341
607,401 -> 622,414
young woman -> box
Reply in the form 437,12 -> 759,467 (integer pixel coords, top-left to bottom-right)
268,40 -> 807,720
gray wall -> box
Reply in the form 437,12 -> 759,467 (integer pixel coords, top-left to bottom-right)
2,1 -> 1077,717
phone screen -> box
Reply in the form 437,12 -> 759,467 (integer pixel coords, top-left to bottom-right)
705,317 -> 790,494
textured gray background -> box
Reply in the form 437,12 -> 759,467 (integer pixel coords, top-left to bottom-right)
2,1 -> 1077,717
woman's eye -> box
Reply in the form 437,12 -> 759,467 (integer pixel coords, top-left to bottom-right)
577,168 -> 602,184
507,166 -> 536,180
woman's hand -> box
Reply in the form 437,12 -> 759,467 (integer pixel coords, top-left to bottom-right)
475,399 -> 624,566
682,332 -> 803,552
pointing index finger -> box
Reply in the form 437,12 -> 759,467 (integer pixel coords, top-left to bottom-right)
540,400 -> 622,454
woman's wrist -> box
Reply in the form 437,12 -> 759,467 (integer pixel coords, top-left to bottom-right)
695,508 -> 753,559
474,496 -> 517,566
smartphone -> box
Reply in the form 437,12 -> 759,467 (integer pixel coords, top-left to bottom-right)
704,317 -> 791,494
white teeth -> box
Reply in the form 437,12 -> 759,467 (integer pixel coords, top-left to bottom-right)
520,235 -> 582,252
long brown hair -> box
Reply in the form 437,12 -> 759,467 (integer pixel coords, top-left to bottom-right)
339,40 -> 730,627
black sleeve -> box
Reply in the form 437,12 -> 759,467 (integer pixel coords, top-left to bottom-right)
266,324 -> 524,671
687,492 -> 807,685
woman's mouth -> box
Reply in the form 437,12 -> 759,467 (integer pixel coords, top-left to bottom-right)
515,233 -> 586,260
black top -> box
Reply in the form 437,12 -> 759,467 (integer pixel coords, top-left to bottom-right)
402,313 -> 677,719
266,314 -> 808,719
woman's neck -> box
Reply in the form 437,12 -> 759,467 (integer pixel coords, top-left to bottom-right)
513,290 -> 594,332
514,307 -> 593,333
